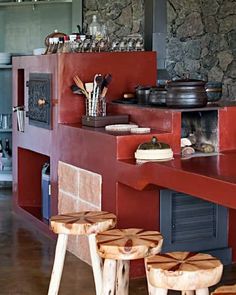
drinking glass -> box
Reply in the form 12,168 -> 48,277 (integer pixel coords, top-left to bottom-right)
2,114 -> 9,129
0,114 -> 2,129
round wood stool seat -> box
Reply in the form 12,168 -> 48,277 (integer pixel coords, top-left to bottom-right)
50,211 -> 116,235
96,228 -> 163,295
48,211 -> 116,295
96,228 -> 163,260
146,251 -> 223,295
212,284 -> 236,295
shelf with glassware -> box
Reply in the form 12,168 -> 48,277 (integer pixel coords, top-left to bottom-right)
0,0 -> 72,6
0,136 -> 12,182
0,66 -> 12,183
0,129 -> 12,133
0,65 -> 12,69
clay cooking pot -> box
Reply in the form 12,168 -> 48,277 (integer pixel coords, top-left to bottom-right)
148,86 -> 167,105
166,79 -> 208,108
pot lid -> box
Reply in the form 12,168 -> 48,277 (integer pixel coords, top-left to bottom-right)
137,136 -> 170,150
150,86 -> 167,93
168,79 -> 206,87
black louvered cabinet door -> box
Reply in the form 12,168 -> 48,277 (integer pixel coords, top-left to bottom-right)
160,190 -> 231,264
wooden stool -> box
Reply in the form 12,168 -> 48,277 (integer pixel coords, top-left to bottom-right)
48,211 -> 116,295
145,251 -> 223,295
212,284 -> 236,295
96,228 -> 163,295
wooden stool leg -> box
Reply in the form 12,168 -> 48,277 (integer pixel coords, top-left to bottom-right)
88,234 -> 103,295
149,287 -> 168,295
116,260 -> 130,295
102,259 -> 117,295
196,288 -> 209,295
182,291 -> 195,295
48,233 -> 68,295
145,259 -> 160,295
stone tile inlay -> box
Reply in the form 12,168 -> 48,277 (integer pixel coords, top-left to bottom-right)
58,161 -> 102,264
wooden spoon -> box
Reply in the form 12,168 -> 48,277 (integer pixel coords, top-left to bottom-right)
73,75 -> 88,98
100,74 -> 112,98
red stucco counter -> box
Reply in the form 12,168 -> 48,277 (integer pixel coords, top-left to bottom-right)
12,53 -> 236,277
118,152 -> 236,209
57,121 -> 236,271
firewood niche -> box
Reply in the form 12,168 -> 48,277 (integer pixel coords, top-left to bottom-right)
181,110 -> 218,158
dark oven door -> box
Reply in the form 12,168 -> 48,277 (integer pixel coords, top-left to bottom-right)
27,73 -> 52,129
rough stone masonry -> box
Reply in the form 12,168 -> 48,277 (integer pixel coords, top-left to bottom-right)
83,0 -> 236,100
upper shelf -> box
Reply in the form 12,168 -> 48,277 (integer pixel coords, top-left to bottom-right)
0,129 -> 12,132
0,65 -> 12,69
0,0 -> 72,6
0,170 -> 12,182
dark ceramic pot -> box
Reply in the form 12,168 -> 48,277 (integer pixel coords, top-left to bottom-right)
148,86 -> 167,105
166,79 -> 208,108
205,81 -> 222,102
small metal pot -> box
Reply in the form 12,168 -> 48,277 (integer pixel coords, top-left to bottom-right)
136,86 -> 151,105
148,87 -> 167,105
166,79 -> 208,108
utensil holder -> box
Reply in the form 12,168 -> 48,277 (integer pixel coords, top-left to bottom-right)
17,110 -> 25,132
86,96 -> 106,117
13,106 -> 25,132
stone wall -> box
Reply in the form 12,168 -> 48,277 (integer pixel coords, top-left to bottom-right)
167,0 -> 236,99
83,0 -> 144,39
83,0 -> 236,99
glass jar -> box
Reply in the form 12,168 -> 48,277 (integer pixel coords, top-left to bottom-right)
88,15 -> 101,38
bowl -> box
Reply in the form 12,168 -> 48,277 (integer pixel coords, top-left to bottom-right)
33,48 -> 46,55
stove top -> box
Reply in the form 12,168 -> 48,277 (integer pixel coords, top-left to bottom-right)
111,99 -> 224,112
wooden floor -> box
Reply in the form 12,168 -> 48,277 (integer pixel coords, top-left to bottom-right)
0,188 -> 236,295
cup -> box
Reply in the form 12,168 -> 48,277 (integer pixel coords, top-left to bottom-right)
7,114 -> 12,129
2,114 -> 9,129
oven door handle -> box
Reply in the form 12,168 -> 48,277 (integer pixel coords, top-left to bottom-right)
37,98 -> 48,106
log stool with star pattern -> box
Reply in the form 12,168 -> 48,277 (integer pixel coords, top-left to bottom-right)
96,228 -> 163,295
48,211 -> 116,295
145,251 -> 223,295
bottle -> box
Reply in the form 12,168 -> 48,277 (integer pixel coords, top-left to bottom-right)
52,37 -> 59,54
57,37 -> 64,53
5,139 -> 11,157
45,38 -> 54,54
101,24 -> 108,40
88,15 -> 101,38
69,34 -> 77,52
62,35 -> 71,53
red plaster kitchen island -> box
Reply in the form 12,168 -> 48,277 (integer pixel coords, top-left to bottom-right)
12,53 -> 236,277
